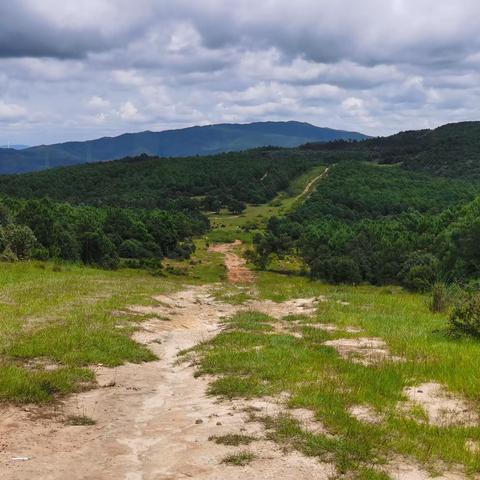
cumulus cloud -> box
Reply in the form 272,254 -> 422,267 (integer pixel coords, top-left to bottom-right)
1,0 -> 480,144
87,96 -> 110,110
119,101 -> 142,121
0,101 -> 27,122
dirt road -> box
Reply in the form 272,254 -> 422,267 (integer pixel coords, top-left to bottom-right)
208,240 -> 255,284
294,167 -> 329,204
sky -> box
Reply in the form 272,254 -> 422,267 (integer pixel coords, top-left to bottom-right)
1,0 -> 480,145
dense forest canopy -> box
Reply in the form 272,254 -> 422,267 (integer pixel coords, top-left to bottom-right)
0,197 -> 205,269
0,149 -> 329,210
254,161 -> 480,290
0,148 -> 332,268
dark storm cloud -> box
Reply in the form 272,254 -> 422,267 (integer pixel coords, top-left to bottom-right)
0,2 -> 108,58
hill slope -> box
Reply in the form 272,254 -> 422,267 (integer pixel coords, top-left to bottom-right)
0,121 -> 368,174
304,121 -> 480,178
0,149 -> 330,210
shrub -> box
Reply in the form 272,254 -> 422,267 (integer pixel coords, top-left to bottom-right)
430,282 -> 449,313
31,246 -> 50,261
400,253 -> 439,292
80,230 -> 118,268
448,293 -> 480,337
119,239 -> 152,259
310,256 -> 362,284
0,224 -> 37,260
0,245 -> 18,262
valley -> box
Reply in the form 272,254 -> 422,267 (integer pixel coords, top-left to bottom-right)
4,3 -> 480,479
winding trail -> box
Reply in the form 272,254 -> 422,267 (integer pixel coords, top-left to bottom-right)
294,167 -> 329,204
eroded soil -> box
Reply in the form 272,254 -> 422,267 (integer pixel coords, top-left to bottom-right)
400,383 -> 479,427
208,240 -> 256,284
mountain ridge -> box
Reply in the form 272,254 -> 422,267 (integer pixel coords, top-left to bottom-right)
0,121 -> 368,174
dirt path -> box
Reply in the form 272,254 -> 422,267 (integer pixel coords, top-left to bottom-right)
208,240 -> 255,284
294,167 -> 329,204
1,241 -> 469,479
0,285 -> 333,480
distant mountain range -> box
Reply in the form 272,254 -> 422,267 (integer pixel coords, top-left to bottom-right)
0,121 -> 368,174
0,145 -> 30,150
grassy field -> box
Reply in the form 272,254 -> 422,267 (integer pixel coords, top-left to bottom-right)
194,273 -> 480,478
0,262 -> 186,403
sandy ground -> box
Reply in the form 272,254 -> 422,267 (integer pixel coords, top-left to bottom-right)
400,383 -> 479,427
323,337 -> 405,365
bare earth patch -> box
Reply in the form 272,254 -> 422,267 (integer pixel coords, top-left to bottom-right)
288,408 -> 329,435
323,337 -> 405,365
386,458 -> 467,480
208,241 -> 256,284
247,297 -> 320,318
348,404 -> 383,424
400,383 -> 479,427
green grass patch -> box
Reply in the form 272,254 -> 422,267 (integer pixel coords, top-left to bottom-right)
228,311 -> 275,332
0,261 -> 178,403
0,364 -> 94,403
221,451 -> 256,466
195,273 -> 480,476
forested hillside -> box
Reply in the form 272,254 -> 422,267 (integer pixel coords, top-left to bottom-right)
254,161 -> 480,289
0,147 -> 331,269
304,121 -> 480,178
0,148 -> 329,210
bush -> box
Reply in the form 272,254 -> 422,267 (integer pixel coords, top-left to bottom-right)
119,239 -> 153,259
400,253 -> 439,292
0,224 -> 37,260
0,245 -> 18,262
80,230 -> 118,268
310,256 -> 362,284
430,282 -> 449,313
226,198 -> 247,214
31,246 -> 50,261
449,293 -> 480,337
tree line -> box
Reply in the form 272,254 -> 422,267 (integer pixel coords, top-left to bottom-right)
0,149 -> 326,213
0,197 -> 207,269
